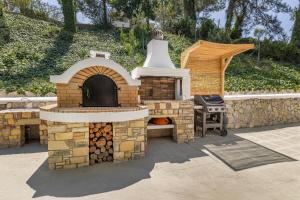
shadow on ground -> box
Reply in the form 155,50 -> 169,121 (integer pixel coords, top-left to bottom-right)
26,137 -> 208,198
25,123 -> 299,198
0,142 -> 47,155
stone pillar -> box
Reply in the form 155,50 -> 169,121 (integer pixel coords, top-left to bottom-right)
113,118 -> 146,162
47,121 -> 89,169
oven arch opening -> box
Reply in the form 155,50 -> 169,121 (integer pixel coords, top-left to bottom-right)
82,74 -> 118,107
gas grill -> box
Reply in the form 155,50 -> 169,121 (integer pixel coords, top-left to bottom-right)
194,95 -> 227,137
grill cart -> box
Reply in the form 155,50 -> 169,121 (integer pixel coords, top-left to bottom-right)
194,95 -> 228,137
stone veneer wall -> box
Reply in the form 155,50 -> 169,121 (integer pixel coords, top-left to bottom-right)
113,118 -> 146,161
0,99 -> 56,110
46,121 -> 90,169
46,118 -> 146,169
56,66 -> 138,107
0,110 -> 45,148
143,100 -> 194,143
226,96 -> 300,129
139,77 -> 176,100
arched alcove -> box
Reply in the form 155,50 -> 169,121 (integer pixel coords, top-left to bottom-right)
82,74 -> 118,107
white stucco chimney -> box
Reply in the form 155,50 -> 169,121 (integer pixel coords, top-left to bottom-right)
143,39 -> 175,68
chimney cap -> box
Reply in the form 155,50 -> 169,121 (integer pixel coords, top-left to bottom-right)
90,50 -> 111,59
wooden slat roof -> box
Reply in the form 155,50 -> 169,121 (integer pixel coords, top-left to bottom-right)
181,40 -> 254,67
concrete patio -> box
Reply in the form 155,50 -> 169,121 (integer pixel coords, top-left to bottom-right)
0,123 -> 300,200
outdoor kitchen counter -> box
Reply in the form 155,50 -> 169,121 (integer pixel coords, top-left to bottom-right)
40,104 -> 149,123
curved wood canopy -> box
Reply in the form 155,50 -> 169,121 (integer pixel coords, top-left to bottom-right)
181,40 -> 254,97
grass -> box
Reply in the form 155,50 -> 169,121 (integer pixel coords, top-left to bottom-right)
0,12 -> 299,95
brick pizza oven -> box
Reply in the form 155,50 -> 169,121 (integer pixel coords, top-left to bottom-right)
40,55 -> 149,169
40,36 -> 194,170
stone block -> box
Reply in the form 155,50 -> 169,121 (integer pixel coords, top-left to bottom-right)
73,147 -> 89,156
63,164 -> 77,169
72,127 -> 89,133
7,118 -> 16,125
16,119 -> 40,125
4,113 -> 13,119
67,123 -> 86,128
129,120 -> 144,128
120,141 -> 134,152
70,156 -> 87,164
10,128 -> 21,136
113,152 -> 124,160
136,135 -> 145,142
21,112 -> 32,119
48,125 -> 67,134
74,139 -> 89,147
48,156 -> 63,164
55,132 -> 73,140
48,141 -> 69,150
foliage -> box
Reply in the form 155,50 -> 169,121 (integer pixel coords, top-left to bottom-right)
198,18 -> 217,40
0,2 -> 10,45
226,55 -> 300,92
291,4 -> 300,48
225,0 -> 292,39
77,0 -> 109,27
0,12 -> 299,95
110,0 -> 158,24
61,0 -> 76,32
259,40 -> 300,64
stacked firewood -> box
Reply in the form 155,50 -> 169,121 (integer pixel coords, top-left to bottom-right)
89,123 -> 113,165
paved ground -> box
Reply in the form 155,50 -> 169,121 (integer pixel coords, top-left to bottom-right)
1,123 -> 300,200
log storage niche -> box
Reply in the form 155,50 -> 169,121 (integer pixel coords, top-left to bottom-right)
89,122 -> 113,165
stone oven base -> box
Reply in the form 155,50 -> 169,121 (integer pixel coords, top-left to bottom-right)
45,117 -> 147,170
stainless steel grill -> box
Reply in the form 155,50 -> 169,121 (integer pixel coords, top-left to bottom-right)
194,95 -> 227,137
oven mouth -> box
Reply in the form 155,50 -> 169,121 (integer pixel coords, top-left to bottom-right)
82,74 -> 118,107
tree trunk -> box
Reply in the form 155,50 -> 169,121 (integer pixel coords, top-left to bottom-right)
230,3 -> 247,39
61,0 -> 76,32
183,0 -> 196,21
102,0 -> 108,26
291,5 -> 300,48
225,0 -> 236,33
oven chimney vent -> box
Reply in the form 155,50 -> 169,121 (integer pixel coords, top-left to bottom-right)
143,39 -> 175,68
90,50 -> 111,59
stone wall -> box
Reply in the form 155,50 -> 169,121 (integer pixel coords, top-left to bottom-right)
0,109 -> 42,148
0,98 -> 56,110
226,96 -> 300,129
139,77 -> 176,100
46,121 -> 90,170
143,100 -> 194,143
113,118 -> 146,161
56,66 -> 138,107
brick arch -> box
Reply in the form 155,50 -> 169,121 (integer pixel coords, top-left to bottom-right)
70,66 -> 127,87
56,66 -> 138,107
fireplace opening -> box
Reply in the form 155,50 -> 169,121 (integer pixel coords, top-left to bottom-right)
147,118 -> 174,138
89,122 -> 113,165
82,74 -> 118,107
21,125 -> 40,144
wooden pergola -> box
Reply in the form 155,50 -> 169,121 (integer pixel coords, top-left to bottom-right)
181,40 -> 254,97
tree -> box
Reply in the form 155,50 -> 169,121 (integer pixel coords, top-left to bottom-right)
61,0 -> 76,32
154,0 -> 224,38
291,4 -> 300,48
225,0 -> 291,39
254,28 -> 266,63
111,0 -> 158,26
77,0 -> 109,27
10,0 -> 31,14
0,1 -> 10,45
